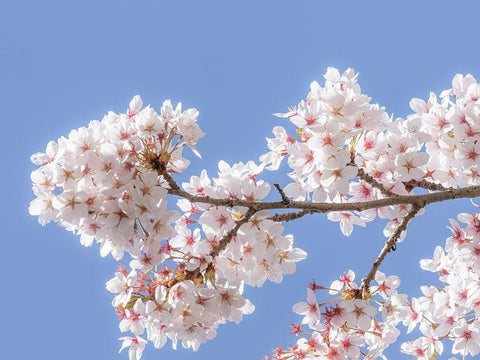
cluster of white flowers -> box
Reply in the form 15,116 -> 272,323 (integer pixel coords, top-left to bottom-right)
270,270 -> 406,359
262,68 -> 480,238
273,210 -> 480,360
30,96 -> 306,358
29,96 -> 203,259
401,211 -> 480,359
30,67 -> 480,359
411,75 -> 480,187
106,163 -> 306,356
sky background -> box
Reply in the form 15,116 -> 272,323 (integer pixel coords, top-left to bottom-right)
2,1 -> 480,359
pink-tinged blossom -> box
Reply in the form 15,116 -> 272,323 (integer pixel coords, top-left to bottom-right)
400,337 -> 432,359
28,190 -> 58,226
336,332 -> 364,359
31,140 -> 58,165
120,299 -> 147,335
119,336 -> 147,360
129,240 -> 167,271
182,169 -> 211,196
457,212 -> 480,241
451,322 -> 480,356
329,270 -> 358,294
371,271 -> 400,299
380,293 -> 408,324
419,246 -> 451,277
410,92 -> 437,114
260,126 -> 295,171
106,269 -> 138,307
404,298 -> 423,333
321,165 -> 358,195
394,151 -> 429,181
327,211 -> 366,236
342,299 -> 377,330
420,322 -> 444,356
292,289 -> 320,326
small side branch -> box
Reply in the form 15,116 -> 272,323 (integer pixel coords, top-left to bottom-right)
357,167 -> 396,198
159,163 -> 180,191
269,210 -> 315,222
210,208 -> 256,257
360,203 -> 424,289
274,183 -> 290,204
403,179 -> 452,192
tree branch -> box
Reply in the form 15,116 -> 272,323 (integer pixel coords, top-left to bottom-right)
268,210 -> 316,222
350,153 -> 396,197
156,165 -> 480,272
159,163 -> 180,191
274,183 -> 290,204
403,179 -> 453,192
357,167 -> 397,197
210,208 -> 257,257
159,163 -> 480,214
360,203 -> 423,289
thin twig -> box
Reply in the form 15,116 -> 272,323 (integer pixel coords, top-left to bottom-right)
360,203 -> 424,289
159,163 -> 180,191
274,183 -> 290,204
403,179 -> 453,192
357,167 -> 397,197
350,153 -> 396,197
268,210 -> 315,222
210,208 -> 257,257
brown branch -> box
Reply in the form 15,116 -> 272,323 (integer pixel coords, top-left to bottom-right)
155,164 -> 480,292
274,183 -> 290,204
403,179 -> 453,192
350,153 -> 395,197
155,166 -> 480,272
210,208 -> 256,257
357,167 -> 397,197
159,163 -> 180,191
160,165 -> 480,214
360,203 -> 424,290
268,210 -> 316,222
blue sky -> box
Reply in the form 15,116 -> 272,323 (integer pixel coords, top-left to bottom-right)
3,1 -> 480,359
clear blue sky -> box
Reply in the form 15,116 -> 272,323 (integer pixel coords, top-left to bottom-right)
2,1 -> 480,359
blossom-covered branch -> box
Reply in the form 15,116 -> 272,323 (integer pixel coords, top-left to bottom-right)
29,67 -> 480,359
210,208 -> 256,257
159,165 -> 480,214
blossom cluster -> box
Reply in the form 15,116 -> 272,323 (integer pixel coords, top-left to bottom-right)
401,211 -> 480,359
262,68 -> 480,238
29,96 -> 306,358
29,96 -> 203,259
270,210 -> 480,360
270,270 -> 406,359
106,161 -> 306,356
